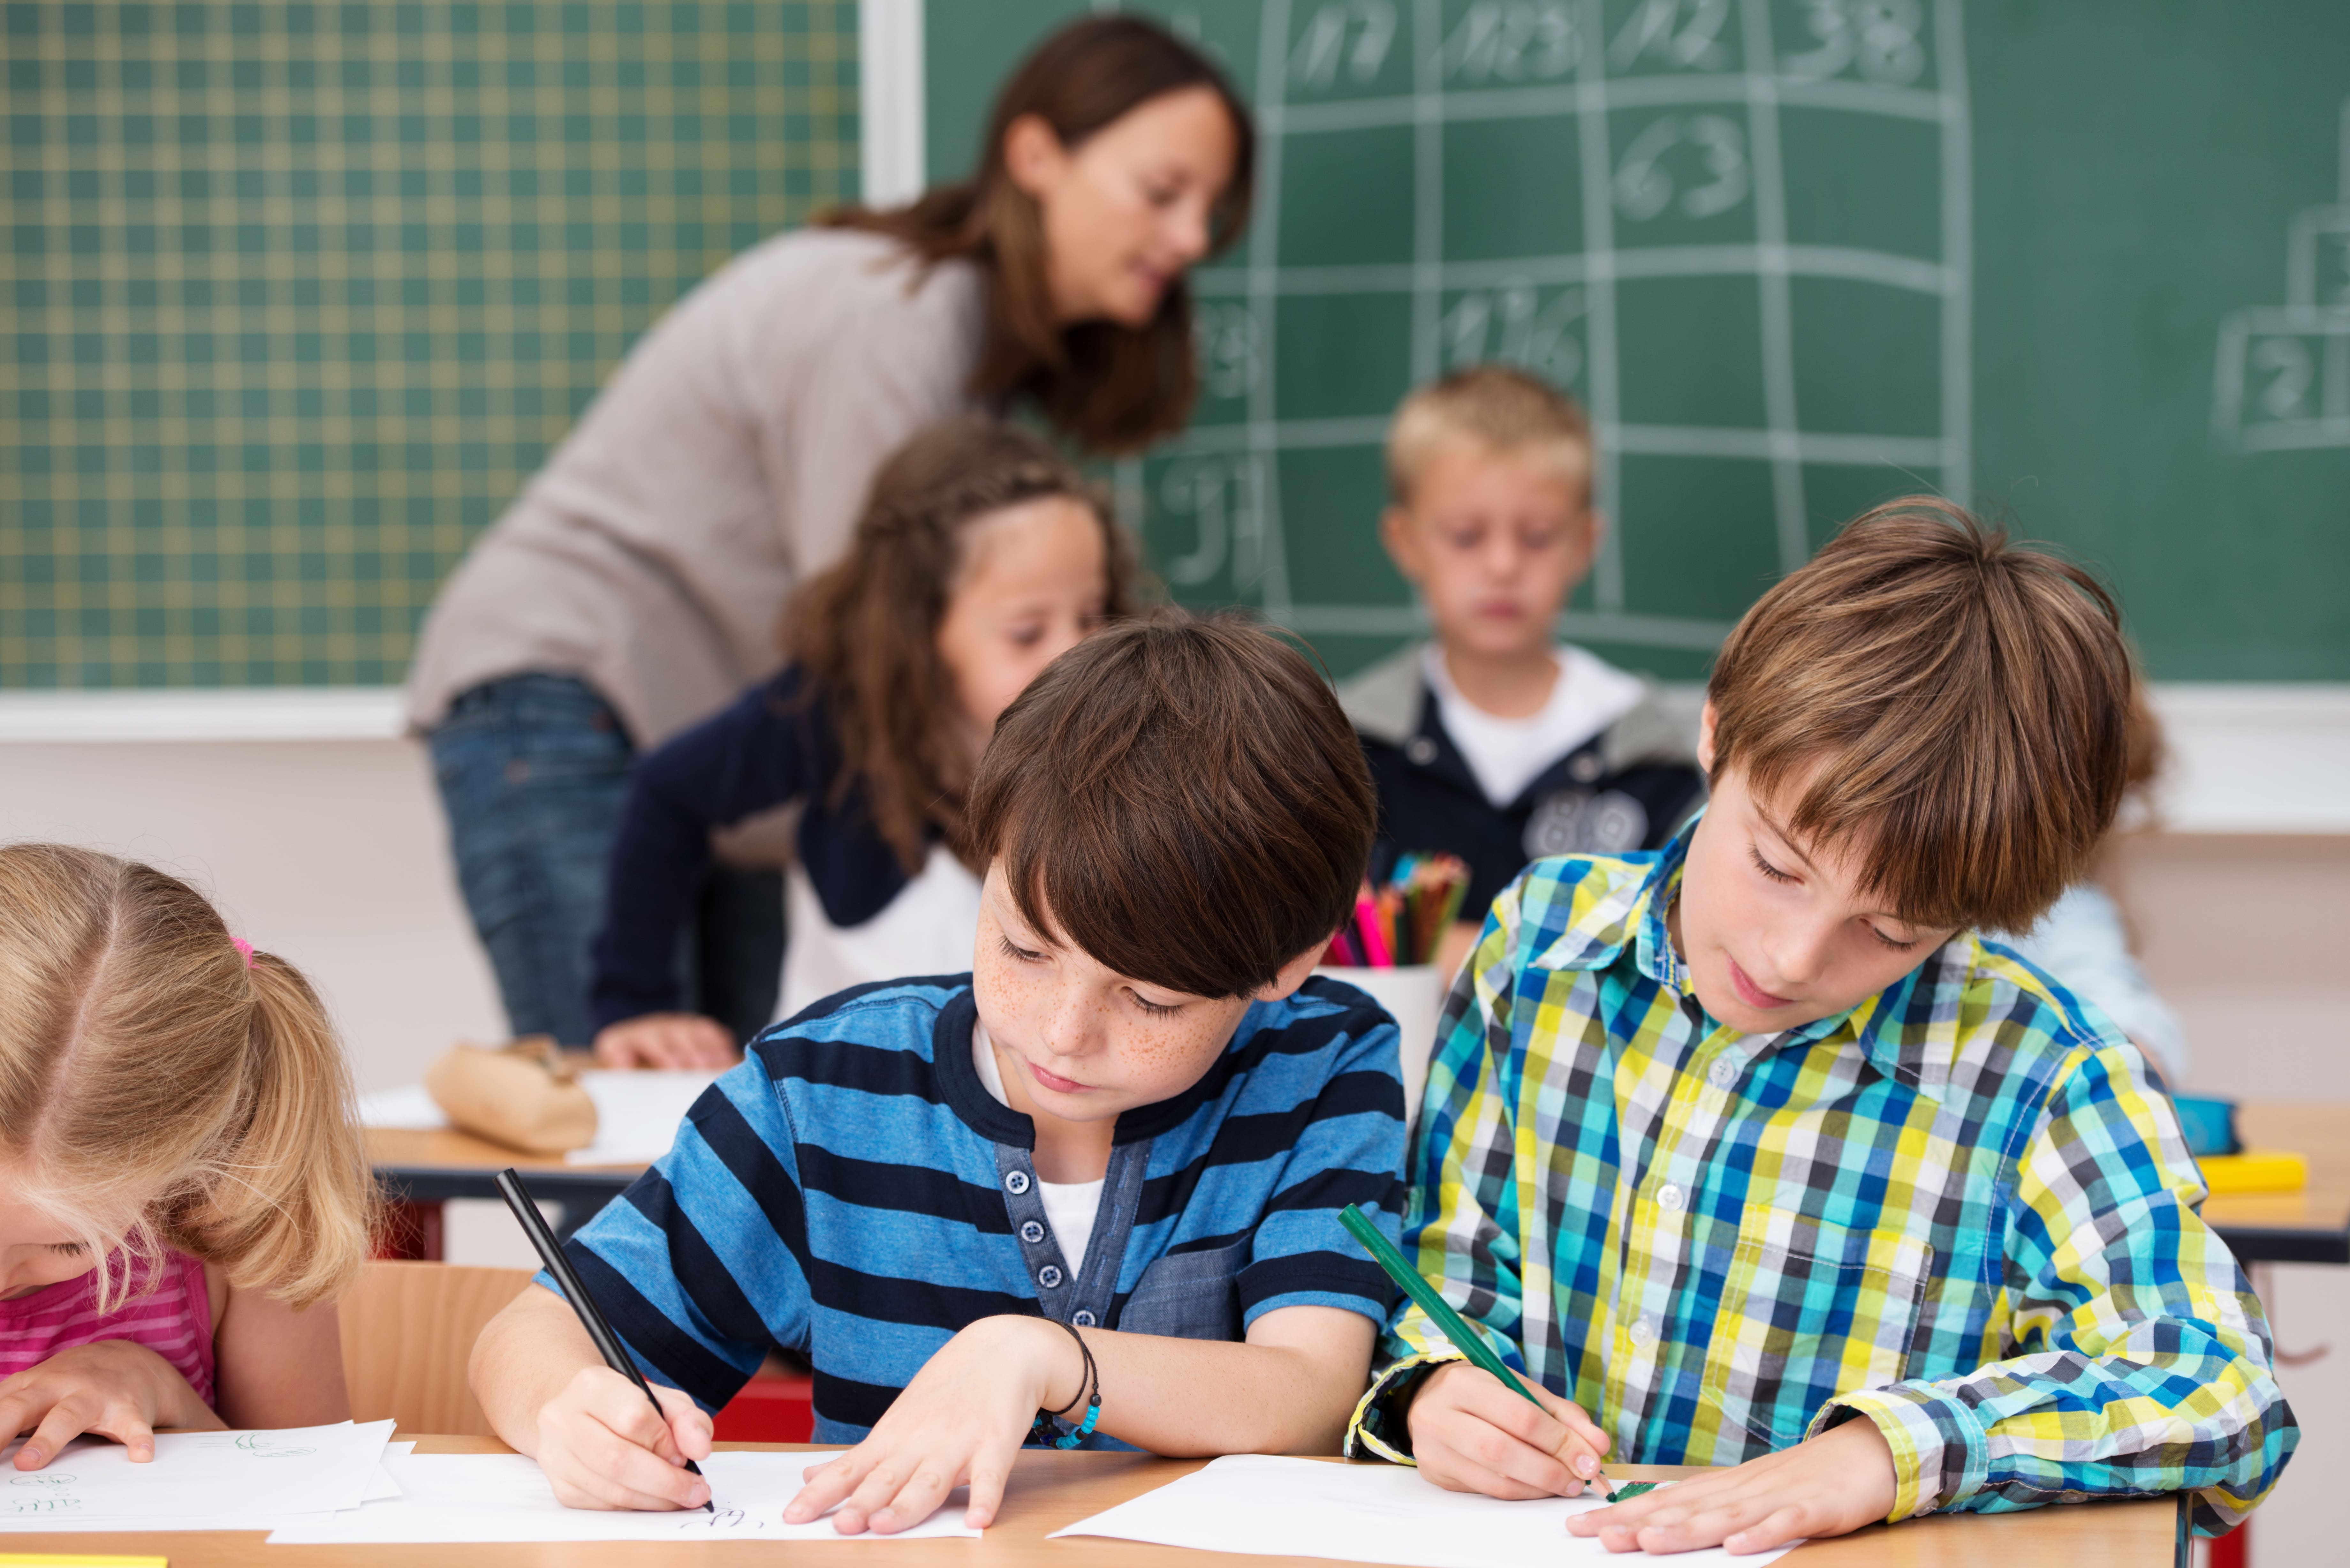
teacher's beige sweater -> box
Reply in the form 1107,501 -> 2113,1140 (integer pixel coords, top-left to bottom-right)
405,229 -> 986,747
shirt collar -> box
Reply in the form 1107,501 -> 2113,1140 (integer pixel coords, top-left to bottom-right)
1597,813 -> 1954,1094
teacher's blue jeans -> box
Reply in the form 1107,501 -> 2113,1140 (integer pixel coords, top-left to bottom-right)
428,673 -> 782,1046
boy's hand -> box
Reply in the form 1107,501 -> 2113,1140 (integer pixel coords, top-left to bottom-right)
784,1315 -> 1078,1534
1406,1360 -> 1615,1499
0,1338 -> 223,1468
1565,1412 -> 1897,1554
592,1013 -> 740,1070
533,1364 -> 713,1511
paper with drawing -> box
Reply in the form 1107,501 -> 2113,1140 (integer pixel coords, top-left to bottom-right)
0,1420 -> 395,1527
268,1451 -> 981,1544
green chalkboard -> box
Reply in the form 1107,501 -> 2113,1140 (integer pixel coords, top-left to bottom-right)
0,2 -> 858,689
927,0 -> 2350,682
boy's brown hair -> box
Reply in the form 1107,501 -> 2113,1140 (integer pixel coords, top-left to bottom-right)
785,418 -> 1140,874
965,611 -> 1376,998
1386,363 -> 1593,505
1707,497 -> 2133,934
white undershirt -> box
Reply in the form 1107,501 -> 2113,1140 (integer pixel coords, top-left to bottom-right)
1423,643 -> 1647,807
972,1021 -> 1105,1278
776,846 -> 983,1023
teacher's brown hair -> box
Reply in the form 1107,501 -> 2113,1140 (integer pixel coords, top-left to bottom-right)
822,15 -> 1255,454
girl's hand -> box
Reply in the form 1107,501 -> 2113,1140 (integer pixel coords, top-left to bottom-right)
1565,1413 -> 1898,1554
532,1364 -> 713,1511
784,1315 -> 1078,1534
592,1013 -> 740,1070
0,1338 -> 224,1469
1404,1360 -> 1614,1500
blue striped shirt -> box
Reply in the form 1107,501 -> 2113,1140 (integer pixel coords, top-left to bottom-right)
555,975 -> 1406,1443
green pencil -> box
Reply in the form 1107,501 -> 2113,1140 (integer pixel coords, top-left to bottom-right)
1338,1204 -> 1656,1502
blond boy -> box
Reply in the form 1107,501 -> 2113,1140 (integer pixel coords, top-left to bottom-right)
1339,366 -> 1703,969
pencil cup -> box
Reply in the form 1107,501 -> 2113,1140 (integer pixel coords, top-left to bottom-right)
1315,964 -> 1444,1134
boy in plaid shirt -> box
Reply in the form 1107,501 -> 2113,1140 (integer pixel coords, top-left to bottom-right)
1344,501 -> 2294,1553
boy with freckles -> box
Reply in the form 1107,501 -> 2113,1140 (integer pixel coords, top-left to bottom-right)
1344,502 -> 2295,1552
472,613 -> 1407,1532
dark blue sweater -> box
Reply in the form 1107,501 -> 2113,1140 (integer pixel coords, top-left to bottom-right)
588,666 -> 924,1033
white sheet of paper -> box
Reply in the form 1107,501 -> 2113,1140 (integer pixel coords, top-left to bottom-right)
0,1420 -> 395,1530
565,1070 -> 723,1165
1049,1454 -> 1800,1568
357,1083 -> 448,1130
268,1451 -> 982,1544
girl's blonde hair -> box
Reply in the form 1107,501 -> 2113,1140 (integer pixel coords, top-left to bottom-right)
0,843 -> 374,1310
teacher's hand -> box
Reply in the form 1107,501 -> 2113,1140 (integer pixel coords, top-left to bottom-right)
593,1013 -> 741,1071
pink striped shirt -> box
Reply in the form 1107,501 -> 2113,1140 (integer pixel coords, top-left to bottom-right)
0,1251 -> 215,1409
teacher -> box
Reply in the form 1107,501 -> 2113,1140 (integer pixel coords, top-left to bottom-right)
404,16 -> 1254,1048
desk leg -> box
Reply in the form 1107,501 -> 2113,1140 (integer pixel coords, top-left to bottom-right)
375,1199 -> 445,1261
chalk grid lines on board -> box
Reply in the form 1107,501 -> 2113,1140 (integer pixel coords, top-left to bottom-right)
1127,0 -> 1973,668
0,3 -> 857,689
2213,98 -> 2350,453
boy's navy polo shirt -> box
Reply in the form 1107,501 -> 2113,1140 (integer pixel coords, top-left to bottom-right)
1339,642 -> 1707,915
554,975 -> 1406,1444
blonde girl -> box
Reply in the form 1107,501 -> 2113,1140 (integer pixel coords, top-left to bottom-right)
0,846 -> 373,1467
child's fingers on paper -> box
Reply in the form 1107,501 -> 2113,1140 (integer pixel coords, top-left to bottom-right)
1724,1502 -> 1814,1554
0,1388 -> 45,1450
827,1457 -> 916,1533
85,1400 -> 157,1462
962,1447 -> 1015,1529
783,1446 -> 874,1525
866,1452 -> 964,1534
1598,1493 -> 1776,1555
16,1393 -> 102,1471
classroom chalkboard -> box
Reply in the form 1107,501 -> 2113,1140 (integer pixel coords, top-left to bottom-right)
0,2 -> 858,689
927,0 -> 2350,682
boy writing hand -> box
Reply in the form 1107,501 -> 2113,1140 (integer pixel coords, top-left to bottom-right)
474,614 -> 1410,1529
1350,501 -> 2295,1552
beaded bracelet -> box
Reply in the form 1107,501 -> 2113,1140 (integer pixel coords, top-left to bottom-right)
1030,1317 -> 1101,1450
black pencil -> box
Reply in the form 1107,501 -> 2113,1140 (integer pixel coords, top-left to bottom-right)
494,1167 -> 713,1512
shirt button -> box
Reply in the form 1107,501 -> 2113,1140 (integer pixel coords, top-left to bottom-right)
1569,752 -> 1603,783
1406,737 -> 1438,766
1037,1265 -> 1064,1290
1656,1183 -> 1685,1213
1004,1170 -> 1031,1195
1019,1220 -> 1045,1244
1073,1310 -> 1097,1328
1630,1315 -> 1656,1345
1708,1058 -> 1740,1089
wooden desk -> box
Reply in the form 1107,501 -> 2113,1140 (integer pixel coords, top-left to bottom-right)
2202,1100 -> 2350,1266
367,1126 -> 642,1241
0,1438 -> 2182,1567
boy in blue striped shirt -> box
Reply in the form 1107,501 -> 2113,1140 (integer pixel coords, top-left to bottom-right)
472,614 -> 1407,1533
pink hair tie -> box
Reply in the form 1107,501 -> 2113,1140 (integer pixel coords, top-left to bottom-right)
231,937 -> 255,969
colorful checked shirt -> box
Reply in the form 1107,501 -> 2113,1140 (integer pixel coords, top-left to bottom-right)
1342,830 -> 2295,1534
